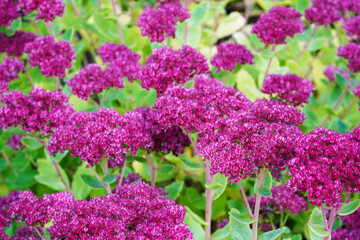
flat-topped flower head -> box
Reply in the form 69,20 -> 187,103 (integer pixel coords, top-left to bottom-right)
252,6 -> 305,45
0,88 -> 73,136
338,42 -> 360,73
305,0 -> 341,27
137,3 -> 190,42
324,65 -> 350,82
0,0 -> 21,27
343,16 -> 360,41
288,127 -> 360,207
0,31 -> 37,57
338,0 -> 360,14
211,42 -> 254,73
261,74 -> 314,106
0,58 -> 24,94
98,43 -> 141,64
25,36 -> 75,78
154,76 -> 250,133
20,0 -> 65,22
139,46 -> 209,94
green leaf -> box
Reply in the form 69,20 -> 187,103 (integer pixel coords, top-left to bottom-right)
185,206 -> 208,226
71,163 -> 92,200
254,171 -> 272,197
335,72 -> 347,88
295,0 -> 311,13
308,38 -> 325,52
213,173 -> 228,200
80,174 -> 104,189
338,199 -> 360,216
259,227 -> 287,240
126,156 -> 146,163
21,137 -> 43,150
205,182 -> 222,189
62,27 -> 74,41
229,208 -> 252,240
35,158 -> 69,192
307,207 -> 330,237
229,208 -> 255,225
212,224 -> 232,240
10,18 -> 22,31
165,181 -> 184,200
184,210 -> 205,240
103,175 -> 116,184
189,2 -> 208,27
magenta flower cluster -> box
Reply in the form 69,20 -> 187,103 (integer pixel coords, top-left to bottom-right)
5,135 -> 23,151
261,73 -> 314,106
0,58 -> 24,94
154,75 -> 250,133
338,0 -> 360,13
0,182 -> 192,239
287,127 -> 360,207
0,88 -> 73,136
324,65 -> 350,82
137,3 -> 190,42
25,36 -> 75,78
343,16 -> 360,40
139,46 -> 209,94
354,84 -> 360,98
305,0 -> 341,27
211,41 -> 254,73
252,6 -> 304,45
338,42 -> 360,73
333,208 -> 360,240
248,185 -> 307,216
0,31 -> 37,57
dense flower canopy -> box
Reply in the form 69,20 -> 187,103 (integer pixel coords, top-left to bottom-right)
0,31 -> 37,57
252,6 -> 304,45
305,0 -> 341,27
343,16 -> 360,40
261,74 -> 314,106
338,42 -> 360,73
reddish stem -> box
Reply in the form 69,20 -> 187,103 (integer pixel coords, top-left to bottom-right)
252,169 -> 268,240
238,181 -> 255,219
205,158 -> 214,240
296,25 -> 319,61
111,0 -> 125,44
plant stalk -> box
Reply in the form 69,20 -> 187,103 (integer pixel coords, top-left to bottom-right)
296,25 -> 319,61
205,158 -> 214,240
118,161 -> 127,185
111,0 -> 125,44
238,181 -> 255,219
91,167 -> 111,194
252,169 -> 268,240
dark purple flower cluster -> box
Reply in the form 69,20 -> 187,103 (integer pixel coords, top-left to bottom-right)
197,99 -> 304,183
288,127 -> 360,207
139,46 -> 209,94
252,6 -> 304,45
0,0 -> 21,27
305,0 -> 341,27
0,58 -> 24,94
216,218 -> 229,230
0,182 -> 192,239
137,3 -> 190,42
6,135 -> 23,151
0,31 -> 37,57
211,42 -> 254,73
154,75 -> 250,133
338,0 -> 360,13
261,74 -> 314,106
324,65 -> 350,82
338,42 -> 360,73
333,208 -> 360,240
122,172 -> 141,184
353,84 -> 360,98
0,88 -> 73,136
343,16 -> 360,40
25,36 -> 75,78
9,226 -> 43,240
248,185 -> 307,216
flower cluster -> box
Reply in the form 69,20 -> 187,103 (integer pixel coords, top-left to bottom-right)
343,16 -> 360,40
324,65 -> 350,82
139,46 -> 209,94
1,182 -> 192,239
305,0 -> 341,27
338,0 -> 360,13
197,99 -> 305,183
216,219 -> 229,230
154,75 -> 250,133
25,36 -> 75,78
0,88 -> 73,136
354,84 -> 360,98
252,6 -> 304,45
338,42 -> 360,73
248,185 -> 307,217
0,58 -> 24,94
0,1 -> 21,27
287,127 -> 360,207
210,42 -> 254,73
261,74 -> 314,106
6,135 -> 23,151
0,31 -> 37,57
137,3 -> 190,42
122,172 -> 141,184
333,208 -> 360,240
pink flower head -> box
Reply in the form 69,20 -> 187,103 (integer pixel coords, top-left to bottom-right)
288,127 -> 360,207
139,46 -> 209,94
353,84 -> 360,98
0,31 -> 37,57
343,16 -> 360,40
338,42 -> 360,73
248,185 -> 307,216
197,99 -> 305,183
0,58 -> 24,94
20,0 -> 65,22
0,88 -> 73,136
6,134 -> 23,151
211,41 -> 254,73
154,75 -> 251,133
0,0 -> 21,27
137,3 -> 190,42
305,0 -> 341,27
324,65 -> 350,82
217,219 -> 229,230
25,36 -> 75,78
338,0 -> 360,13
252,6 -> 305,45
261,74 -> 314,106
98,43 -> 140,64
